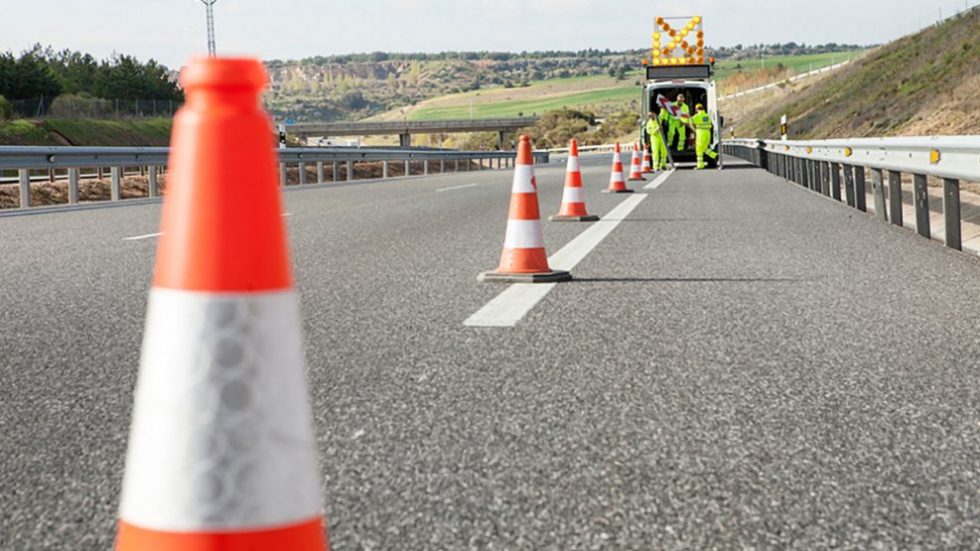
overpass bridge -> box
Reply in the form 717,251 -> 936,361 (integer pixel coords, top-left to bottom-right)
2,148 -> 980,548
286,116 -> 539,147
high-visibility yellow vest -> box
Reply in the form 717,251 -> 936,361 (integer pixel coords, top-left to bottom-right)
693,111 -> 712,130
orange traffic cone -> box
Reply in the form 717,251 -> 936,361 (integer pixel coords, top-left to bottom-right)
479,135 -> 571,283
550,138 -> 598,222
628,142 -> 646,181
604,143 -> 634,194
115,58 -> 328,551
642,144 -> 653,173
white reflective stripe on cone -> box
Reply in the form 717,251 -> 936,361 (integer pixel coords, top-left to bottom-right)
511,165 -> 536,193
610,172 -> 625,183
612,153 -> 621,164
503,219 -> 545,249
566,156 -> 580,172
561,186 -> 584,204
120,288 -> 321,532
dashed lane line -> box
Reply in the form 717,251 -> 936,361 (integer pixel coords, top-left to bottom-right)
122,232 -> 163,241
123,213 -> 294,240
463,188 -> 658,328
436,183 -> 478,192
644,169 -> 675,190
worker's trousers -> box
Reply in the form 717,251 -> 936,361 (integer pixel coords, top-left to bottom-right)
651,134 -> 668,169
668,121 -> 687,151
695,130 -> 718,168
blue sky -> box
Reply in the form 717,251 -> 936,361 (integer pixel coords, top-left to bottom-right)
3,0 -> 975,68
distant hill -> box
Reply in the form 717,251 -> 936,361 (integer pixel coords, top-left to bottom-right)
729,7 -> 980,138
263,44 -> 864,123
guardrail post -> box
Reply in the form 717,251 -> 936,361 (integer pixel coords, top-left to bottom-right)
18,169 -> 30,208
820,162 -> 830,196
298,161 -> 307,185
147,166 -> 157,198
854,166 -> 867,212
111,166 -> 122,201
454,159 -> 459,172
332,161 -> 339,182
943,178 -> 961,251
68,167 -> 80,204
382,160 -> 389,179
843,164 -> 856,207
316,161 -> 324,184
440,159 -> 445,173
346,160 -> 353,181
424,160 -> 429,175
913,174 -> 930,238
829,163 -> 841,201
804,159 -> 812,189
871,168 -> 887,220
888,170 -> 902,226
404,160 -> 410,176
279,163 -> 287,187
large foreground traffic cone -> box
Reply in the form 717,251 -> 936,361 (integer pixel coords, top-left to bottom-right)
550,138 -> 598,222
604,143 -> 634,194
642,144 -> 653,173
479,135 -> 571,283
115,57 -> 328,551
627,142 -> 646,181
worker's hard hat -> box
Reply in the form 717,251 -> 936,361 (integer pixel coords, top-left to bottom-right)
695,103 -> 704,110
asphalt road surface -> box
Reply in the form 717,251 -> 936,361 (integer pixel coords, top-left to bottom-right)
1,155 -> 979,549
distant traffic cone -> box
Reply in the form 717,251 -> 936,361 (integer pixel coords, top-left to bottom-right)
115,58 -> 327,551
628,142 -> 646,181
604,143 -> 634,194
550,138 -> 599,222
479,135 -> 571,283
642,145 -> 653,173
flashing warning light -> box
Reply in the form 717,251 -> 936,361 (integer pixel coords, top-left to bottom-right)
650,15 -> 705,66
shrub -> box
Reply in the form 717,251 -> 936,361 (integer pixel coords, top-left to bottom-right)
48,94 -> 113,118
0,94 -> 12,121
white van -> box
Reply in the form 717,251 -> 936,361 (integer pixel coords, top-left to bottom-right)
641,65 -> 723,168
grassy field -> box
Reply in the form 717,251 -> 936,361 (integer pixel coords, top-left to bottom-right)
0,118 -> 172,146
394,51 -> 862,121
714,51 -> 859,76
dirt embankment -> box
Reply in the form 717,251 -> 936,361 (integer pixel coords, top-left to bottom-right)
0,158 -> 478,209
728,8 -> 980,139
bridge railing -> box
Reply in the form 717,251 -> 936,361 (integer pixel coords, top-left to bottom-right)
546,144 -> 621,155
0,146 -> 549,211
722,137 -> 980,251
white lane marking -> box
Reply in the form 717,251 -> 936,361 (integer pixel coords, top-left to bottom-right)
436,183 -> 478,192
644,169 -> 675,190
123,213 -> 293,241
464,192 -> 653,328
123,232 -> 163,241
463,283 -> 556,327
548,194 -> 647,271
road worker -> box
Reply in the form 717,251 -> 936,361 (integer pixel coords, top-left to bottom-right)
645,109 -> 668,170
692,103 -> 718,170
667,93 -> 691,151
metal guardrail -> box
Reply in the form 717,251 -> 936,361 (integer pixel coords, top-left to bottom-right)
546,144 -> 620,156
722,137 -> 980,251
718,60 -> 852,101
0,146 -> 549,211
